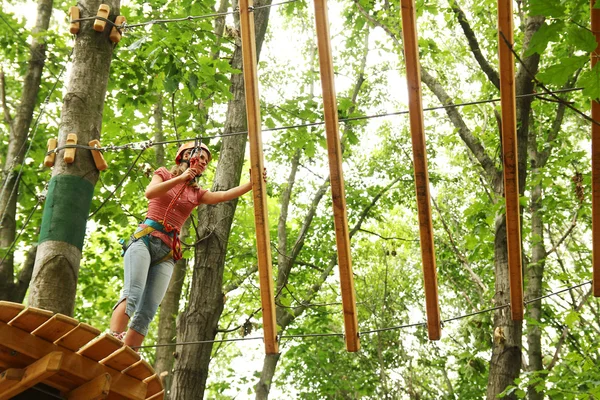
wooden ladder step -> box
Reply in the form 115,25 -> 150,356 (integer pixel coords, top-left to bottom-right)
77,333 -> 123,362
33,313 -> 79,342
0,302 -> 25,323
9,307 -> 54,333
143,374 -> 163,398
55,322 -> 101,351
123,359 -> 154,381
100,346 -> 140,372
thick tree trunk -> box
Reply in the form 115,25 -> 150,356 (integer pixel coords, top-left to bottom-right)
486,216 -> 523,399
28,0 -> 119,315
170,1 -> 272,398
0,0 -> 52,302
154,220 -> 189,391
526,177 -> 544,400
255,353 -> 280,400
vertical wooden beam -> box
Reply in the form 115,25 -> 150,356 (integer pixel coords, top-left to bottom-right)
498,0 -> 523,319
592,0 -> 600,297
313,0 -> 360,352
238,0 -> 279,355
399,0 -> 441,340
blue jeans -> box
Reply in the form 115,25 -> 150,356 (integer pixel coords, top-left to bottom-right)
115,234 -> 174,336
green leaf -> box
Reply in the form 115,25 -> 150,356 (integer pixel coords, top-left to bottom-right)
164,77 -> 178,93
579,63 -> 600,100
527,0 -> 565,18
568,26 -> 598,53
524,22 -> 563,56
565,310 -> 579,328
537,56 -> 588,86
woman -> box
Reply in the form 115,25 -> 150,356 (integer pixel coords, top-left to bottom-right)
109,142 -> 253,348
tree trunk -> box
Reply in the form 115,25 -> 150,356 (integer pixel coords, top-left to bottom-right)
154,220 -> 189,391
486,216 -> 523,399
255,353 -> 280,399
525,172 -> 544,400
170,1 -> 272,397
0,0 -> 52,303
28,0 -> 119,315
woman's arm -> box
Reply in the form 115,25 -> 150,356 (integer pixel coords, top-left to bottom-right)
145,169 -> 198,199
199,181 -> 253,205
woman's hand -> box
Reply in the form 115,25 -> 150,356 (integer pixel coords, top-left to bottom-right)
180,167 -> 199,182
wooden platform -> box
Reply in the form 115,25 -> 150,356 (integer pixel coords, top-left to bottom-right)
0,301 -> 164,400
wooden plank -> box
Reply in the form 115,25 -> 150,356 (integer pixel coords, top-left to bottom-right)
0,369 -> 25,393
55,322 -> 101,351
142,374 -> 163,398
592,0 -> 600,297
0,302 -> 25,323
0,322 -> 147,399
65,372 -> 111,400
399,0 -> 441,340
146,390 -> 164,400
498,0 -> 523,320
122,360 -> 154,381
100,346 -> 140,372
33,313 -> 79,342
313,0 -> 360,352
0,343 -> 36,370
77,333 -> 123,362
238,0 -> 279,355
0,351 -> 63,400
9,307 -> 54,333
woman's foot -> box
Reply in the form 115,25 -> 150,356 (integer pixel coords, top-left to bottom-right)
110,331 -> 126,341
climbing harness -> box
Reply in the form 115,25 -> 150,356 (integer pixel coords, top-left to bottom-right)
119,140 -> 209,262
119,218 -> 175,264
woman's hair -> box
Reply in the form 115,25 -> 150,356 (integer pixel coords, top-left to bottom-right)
169,163 -> 200,188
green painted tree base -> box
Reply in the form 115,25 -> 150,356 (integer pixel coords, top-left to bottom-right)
39,175 -> 94,251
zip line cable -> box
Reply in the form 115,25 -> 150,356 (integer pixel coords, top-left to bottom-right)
69,0 -> 300,32
45,86 -> 587,159
135,280 -> 594,349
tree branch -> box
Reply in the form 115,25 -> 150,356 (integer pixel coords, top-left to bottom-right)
420,67 -> 500,186
546,287 -> 592,371
545,208 -> 579,257
0,68 -> 12,124
352,0 -> 402,49
449,1 -> 499,89
431,196 -> 487,295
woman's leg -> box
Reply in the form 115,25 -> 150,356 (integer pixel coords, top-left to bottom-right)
110,240 -> 152,335
127,256 -> 175,346
110,299 -> 129,333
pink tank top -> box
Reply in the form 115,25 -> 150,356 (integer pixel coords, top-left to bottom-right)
144,167 -> 208,246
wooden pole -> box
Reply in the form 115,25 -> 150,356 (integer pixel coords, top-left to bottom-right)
592,0 -> 600,297
498,0 -> 524,319
239,0 -> 279,354
313,0 -> 360,352
399,0 -> 441,340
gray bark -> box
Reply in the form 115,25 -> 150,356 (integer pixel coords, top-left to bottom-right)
0,0 -> 52,303
170,1 -> 272,397
28,0 -> 119,315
